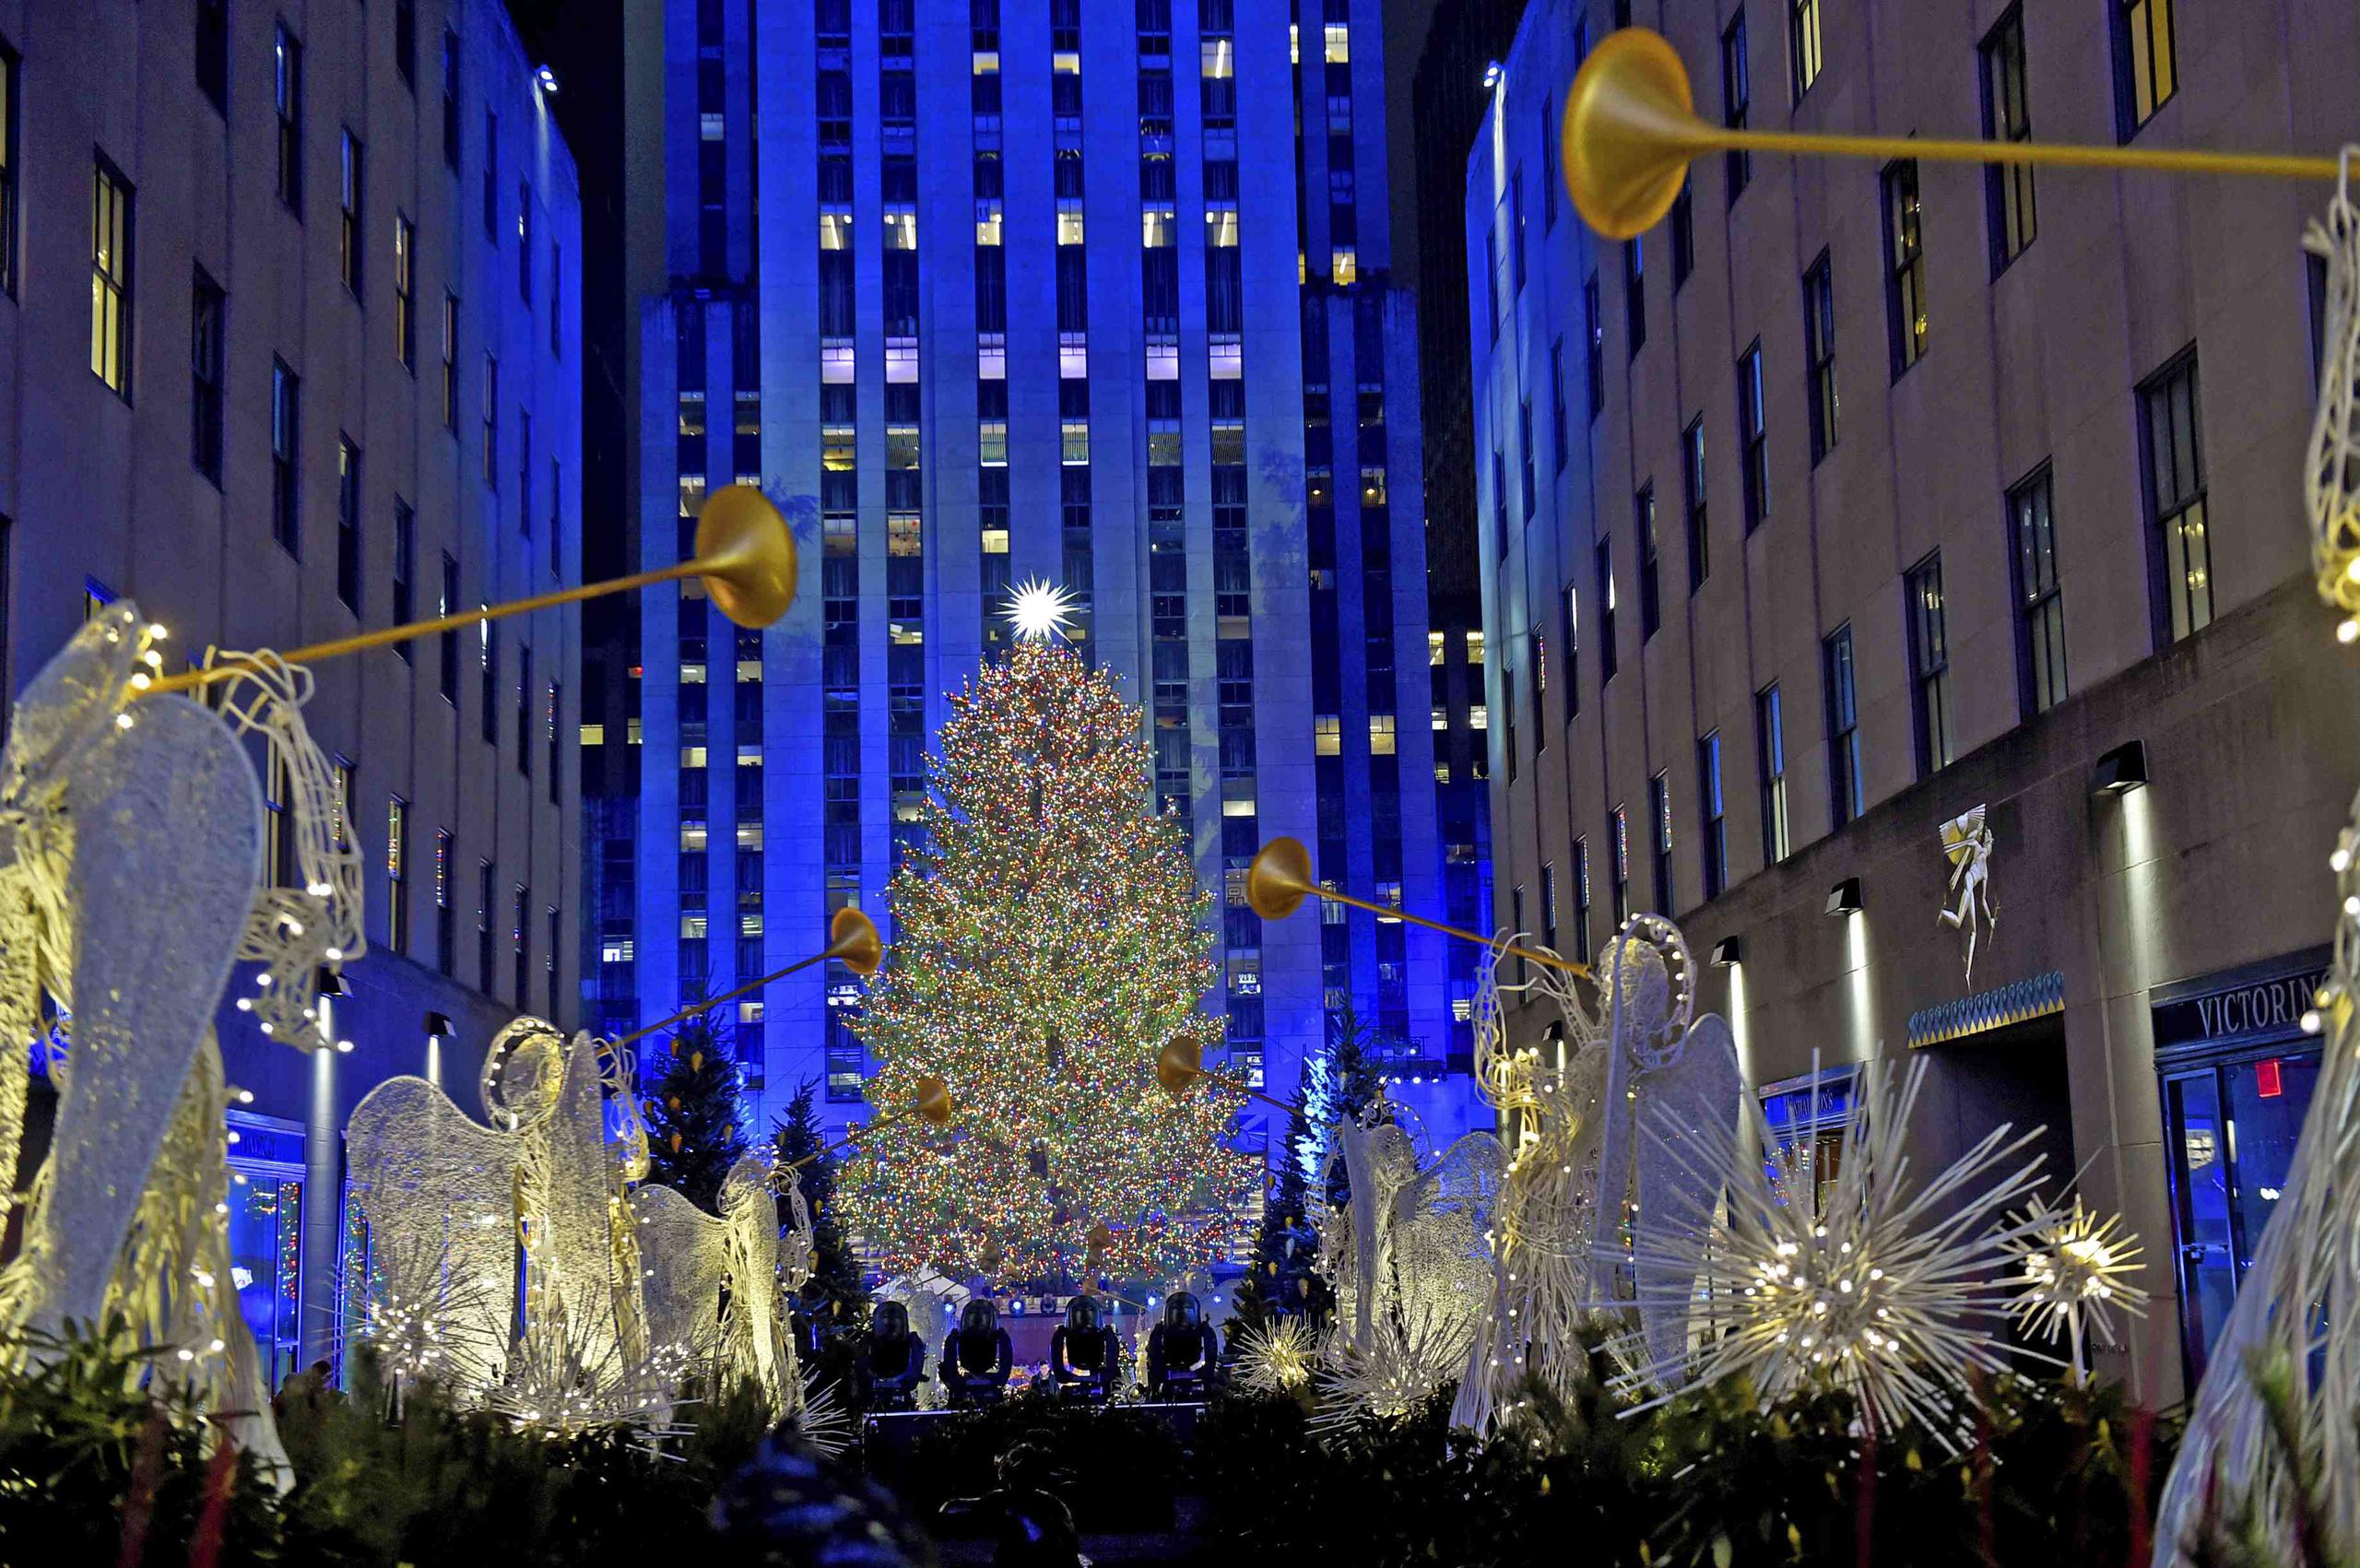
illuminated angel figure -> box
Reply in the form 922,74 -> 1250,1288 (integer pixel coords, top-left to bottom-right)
1938,806 -> 1998,985
2307,147 -> 2360,635
632,1153 -> 802,1413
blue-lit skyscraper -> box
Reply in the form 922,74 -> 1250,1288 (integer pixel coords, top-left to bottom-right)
599,0 -> 1470,1159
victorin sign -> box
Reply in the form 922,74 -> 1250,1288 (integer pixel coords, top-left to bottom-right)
2151,951 -> 2331,1054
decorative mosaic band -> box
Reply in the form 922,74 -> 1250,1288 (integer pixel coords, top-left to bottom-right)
1906,970 -> 2066,1049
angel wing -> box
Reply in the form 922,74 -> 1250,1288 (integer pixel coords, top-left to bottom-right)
1940,806 -> 1989,867
1633,1012 -> 1744,1379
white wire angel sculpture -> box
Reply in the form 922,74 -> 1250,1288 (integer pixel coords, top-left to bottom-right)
632,1152 -> 807,1414
2307,147 -> 2360,634
1937,806 -> 1998,986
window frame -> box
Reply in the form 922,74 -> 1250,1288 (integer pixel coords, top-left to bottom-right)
1905,551 -> 1954,778
1699,731 -> 1728,900
2111,0 -> 2178,141
270,358 -> 301,555
1979,5 -> 2036,273
1758,682 -> 1789,865
275,23 -> 304,216
1882,159 -> 1928,377
1823,624 -> 1864,828
191,266 -> 227,484
1,41 -> 20,299
336,435 -> 362,611
1636,483 -> 1660,641
2006,462 -> 2068,718
338,128 -> 365,297
1682,416 -> 1709,590
90,156 -> 136,399
1802,250 -> 1837,462
1720,12 -> 1751,204
2138,347 -> 2211,645
1789,0 -> 1823,103
1596,538 -> 1619,682
1738,341 -> 1768,531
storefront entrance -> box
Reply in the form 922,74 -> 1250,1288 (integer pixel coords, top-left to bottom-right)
2153,949 -> 2328,1385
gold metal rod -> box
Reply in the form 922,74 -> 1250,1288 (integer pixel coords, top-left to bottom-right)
1309,885 -> 1590,981
612,948 -> 831,1053
1718,124 -> 2341,183
1195,1070 -> 1295,1118
782,1104 -> 916,1173
143,560 -> 700,697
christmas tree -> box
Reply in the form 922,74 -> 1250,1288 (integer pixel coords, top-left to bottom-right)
640,999 -> 749,1213
773,1078 -> 866,1328
1233,1005 -> 1392,1327
839,633 -> 1257,1286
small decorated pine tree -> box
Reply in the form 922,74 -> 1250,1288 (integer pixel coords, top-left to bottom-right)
773,1077 -> 867,1330
640,999 -> 748,1213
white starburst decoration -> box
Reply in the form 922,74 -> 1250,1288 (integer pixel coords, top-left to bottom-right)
1623,1055 -> 2051,1444
1004,578 -> 1080,643
1234,1315 -> 1317,1397
1312,1301 -> 1473,1432
2000,1193 -> 2148,1385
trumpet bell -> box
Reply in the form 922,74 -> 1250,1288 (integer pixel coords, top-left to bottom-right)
914,1074 -> 954,1126
695,484 -> 798,630
1563,28 -> 1708,242
827,904 -> 884,976
1245,836 -> 1316,921
1155,1035 -> 1205,1093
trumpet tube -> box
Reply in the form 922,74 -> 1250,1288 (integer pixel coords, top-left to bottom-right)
1246,837 -> 1590,980
611,906 -> 879,1053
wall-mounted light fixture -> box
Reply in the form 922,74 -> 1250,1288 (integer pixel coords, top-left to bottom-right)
1710,936 -> 1743,968
535,64 -> 560,95
2091,738 -> 2149,796
1482,59 -> 1504,89
1824,878 -> 1862,917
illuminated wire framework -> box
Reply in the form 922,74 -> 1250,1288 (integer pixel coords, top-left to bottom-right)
2000,1192 -> 2148,1385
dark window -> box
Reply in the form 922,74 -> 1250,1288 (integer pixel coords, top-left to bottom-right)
1540,862 -> 1558,954
1670,186 -> 1694,288
336,437 -> 361,610
1570,838 -> 1591,961
1519,399 -> 1537,517
548,683 -> 561,803
483,110 -> 498,236
339,131 -> 364,295
1738,342 -> 1767,530
518,182 -> 533,301
552,242 -> 563,356
1720,13 -> 1751,203
478,861 -> 496,990
1512,171 -> 1527,291
395,216 -> 417,369
517,643 -> 533,776
434,830 -> 454,975
513,884 -> 530,1004
1906,552 -> 1953,776
275,25 -> 303,214
1584,273 -> 1604,418
1636,484 -> 1660,640
270,360 -> 301,553
1596,539 -> 1618,682
1510,886 -> 1526,982
191,269 -> 226,484
1540,96 -> 1558,229
1649,772 -> 1673,914
1789,0 -> 1822,102
1682,418 -> 1708,590
1803,251 -> 1837,461
1980,6 -> 2036,271
1610,807 -> 1631,925
441,293 -> 459,429
483,353 -> 499,485
1528,631 -> 1547,754
439,553 -> 461,703
1484,225 -> 1500,341
1757,683 -> 1788,863
392,500 -> 415,656
1623,238 -> 1646,357
1561,584 -> 1580,718
1504,666 -> 1518,782
1883,160 -> 1928,374
386,796 -> 409,952
1550,336 -> 1567,472
0,41 -> 15,297
395,0 -> 418,88
1491,448 -> 1509,559
2140,349 -> 2211,642
196,2 -> 229,112
442,29 -> 460,170
91,160 -> 134,396
480,619 -> 499,745
2112,0 -> 2177,139
1699,732 -> 1728,899
2009,464 -> 2067,715
1824,625 -> 1863,827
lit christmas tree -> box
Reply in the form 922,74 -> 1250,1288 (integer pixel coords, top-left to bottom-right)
640,1000 -> 749,1213
773,1077 -> 867,1327
839,631 -> 1257,1286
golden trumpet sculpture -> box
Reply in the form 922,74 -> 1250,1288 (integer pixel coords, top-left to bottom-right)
1563,28 -> 2343,242
613,904 -> 880,1056
143,483 -> 797,698
1154,1033 -> 1298,1116
782,1074 -> 954,1173
1246,835 -> 1590,980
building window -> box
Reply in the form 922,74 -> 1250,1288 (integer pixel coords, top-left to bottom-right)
1623,238 -> 1646,357
483,354 -> 499,485
439,552 -> 460,704
195,1 -> 229,112
519,183 -> 533,301
386,796 -> 409,954
1510,886 -> 1527,984
513,884 -> 530,1005
1738,342 -> 1767,532
1758,683 -> 1789,864
442,293 -> 459,430
1540,862 -> 1558,954
1699,732 -> 1728,899
1519,399 -> 1537,517
1824,624 -> 1863,828
1720,13 -> 1751,203
275,25 -> 303,215
479,619 -> 499,745
1883,160 -> 1928,375
1803,251 -> 1837,462
191,268 -> 226,484
2009,464 -> 2067,715
270,360 -> 301,554
1670,186 -> 1694,289
517,644 -> 533,776
394,216 -> 417,370
0,42 -> 15,298
1636,484 -> 1660,641
2141,348 -> 2210,643
483,110 -> 498,236
434,830 -> 454,975
1789,0 -> 1823,101
1570,838 -> 1592,962
339,131 -> 364,296
90,160 -> 135,397
1980,6 -> 2036,271
1611,807 -> 1631,925
1596,539 -> 1618,682
442,29 -> 461,171
1561,584 -> 1580,719
392,500 -> 415,658
477,862 -> 496,992
2112,0 -> 2177,138
1491,449 -> 1509,559
1649,772 -> 1673,914
548,682 -> 562,803
1584,273 -> 1604,418
1906,553 -> 1954,776
1484,225 -> 1500,341
1512,171 -> 1527,292
1550,336 -> 1568,473
336,438 -> 362,611
395,0 -> 418,89
1503,666 -> 1518,783
1682,418 -> 1708,590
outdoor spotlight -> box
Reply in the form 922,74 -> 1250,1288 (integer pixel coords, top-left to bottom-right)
425,1011 -> 455,1038
1824,878 -> 1862,917
2091,738 -> 2149,796
1710,936 -> 1744,968
1482,59 -> 1503,89
536,64 -> 560,95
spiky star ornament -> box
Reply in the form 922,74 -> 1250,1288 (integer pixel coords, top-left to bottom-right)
1624,1055 -> 2051,1444
2000,1193 -> 2148,1384
1003,578 -> 1080,643
1234,1315 -> 1317,1397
